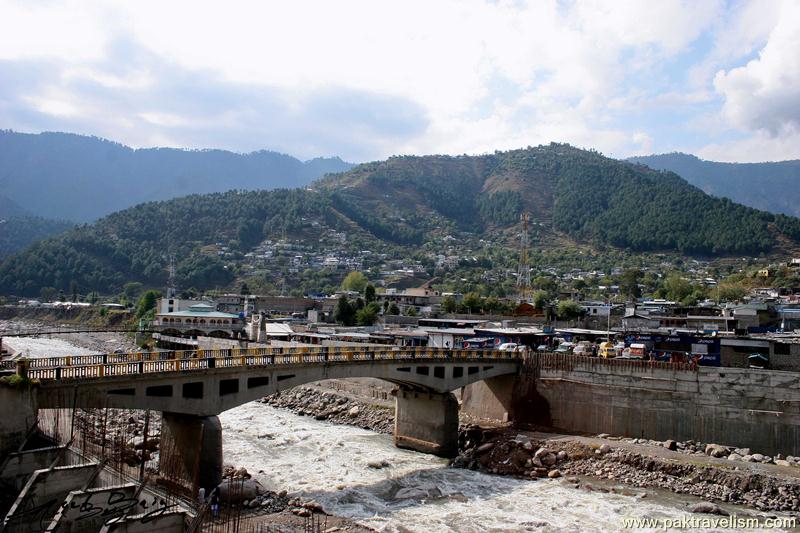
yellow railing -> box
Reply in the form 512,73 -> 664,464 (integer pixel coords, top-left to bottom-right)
23,347 -> 520,381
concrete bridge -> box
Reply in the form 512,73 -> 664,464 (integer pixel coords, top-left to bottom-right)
2,346 -> 521,491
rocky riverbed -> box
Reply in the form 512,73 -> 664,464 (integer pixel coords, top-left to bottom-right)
451,426 -> 800,513
0,318 -> 139,357
260,386 -> 395,434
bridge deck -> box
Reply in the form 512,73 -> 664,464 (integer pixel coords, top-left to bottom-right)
4,346 -> 520,382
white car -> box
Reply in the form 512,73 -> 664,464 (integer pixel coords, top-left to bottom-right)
498,342 -> 525,352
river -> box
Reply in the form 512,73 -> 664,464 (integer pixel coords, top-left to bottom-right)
220,402 -> 743,532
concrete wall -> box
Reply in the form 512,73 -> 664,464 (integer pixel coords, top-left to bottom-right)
520,355 -> 800,456
101,512 -> 187,533
0,446 -> 82,492
49,483 -> 138,533
4,463 -> 98,533
0,386 -> 38,457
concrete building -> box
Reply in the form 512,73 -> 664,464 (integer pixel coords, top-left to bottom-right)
152,302 -> 244,339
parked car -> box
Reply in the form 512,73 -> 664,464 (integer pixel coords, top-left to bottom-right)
554,342 -> 575,354
498,342 -> 525,352
572,341 -> 596,356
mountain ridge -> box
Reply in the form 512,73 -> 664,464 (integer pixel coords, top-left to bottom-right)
627,152 -> 800,217
3,143 -> 800,296
0,130 -> 354,223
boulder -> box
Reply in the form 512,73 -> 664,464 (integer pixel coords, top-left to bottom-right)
534,447 -> 551,459
690,501 -> 728,516
557,451 -> 569,463
774,459 -> 792,467
547,469 -> 561,479
704,444 -> 728,458
734,448 -> 751,457
598,444 -> 611,454
348,406 -> 360,417
727,453 -> 742,461
218,478 -> 264,502
541,453 -> 557,467
395,483 -> 442,500
663,440 -> 677,451
476,442 -> 495,454
752,453 -> 765,462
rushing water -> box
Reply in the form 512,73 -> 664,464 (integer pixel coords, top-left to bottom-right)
220,402 -> 767,533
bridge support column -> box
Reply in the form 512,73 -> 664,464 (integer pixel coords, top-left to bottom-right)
160,413 -> 223,492
393,388 -> 458,457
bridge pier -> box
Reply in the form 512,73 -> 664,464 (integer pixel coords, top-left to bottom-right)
393,387 -> 459,457
160,412 -> 223,492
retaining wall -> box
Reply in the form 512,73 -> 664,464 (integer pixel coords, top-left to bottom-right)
462,354 -> 800,456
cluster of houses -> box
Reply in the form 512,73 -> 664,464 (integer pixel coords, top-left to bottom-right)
148,289 -> 800,373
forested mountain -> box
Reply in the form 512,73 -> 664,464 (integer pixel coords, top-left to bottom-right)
0,193 -> 73,257
0,217 -> 74,258
0,130 -> 353,222
0,194 -> 29,218
628,153 -> 800,217
3,143 -> 800,296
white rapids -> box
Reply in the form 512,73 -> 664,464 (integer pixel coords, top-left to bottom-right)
220,402 -> 749,533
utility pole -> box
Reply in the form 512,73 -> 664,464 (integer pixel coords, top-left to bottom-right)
516,213 -> 531,301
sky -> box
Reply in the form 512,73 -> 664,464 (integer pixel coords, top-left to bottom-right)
0,0 -> 798,163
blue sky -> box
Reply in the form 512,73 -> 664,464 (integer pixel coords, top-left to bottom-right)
0,0 -> 798,163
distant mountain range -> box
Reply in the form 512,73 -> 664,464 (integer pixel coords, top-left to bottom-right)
4,143 -> 800,296
0,130 -> 354,223
628,153 -> 800,217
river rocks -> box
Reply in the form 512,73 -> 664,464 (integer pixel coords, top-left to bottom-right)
476,442 -> 495,454
690,501 -> 728,515
775,459 -> 792,467
663,440 -> 677,451
218,478 -> 264,502
451,426 -> 800,514
547,469 -> 561,479
395,483 -> 442,500
705,444 -> 728,458
367,459 -> 391,469
541,453 -> 557,467
752,453 -> 765,462
261,386 -> 394,434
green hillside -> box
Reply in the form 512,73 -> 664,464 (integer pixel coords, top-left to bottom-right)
2,143 -> 799,296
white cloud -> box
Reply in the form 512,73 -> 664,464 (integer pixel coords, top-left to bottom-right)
698,130 -> 800,163
713,0 -> 800,135
0,0 -> 796,162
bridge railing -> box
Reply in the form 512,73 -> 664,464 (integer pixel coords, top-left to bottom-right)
20,346 -> 520,381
